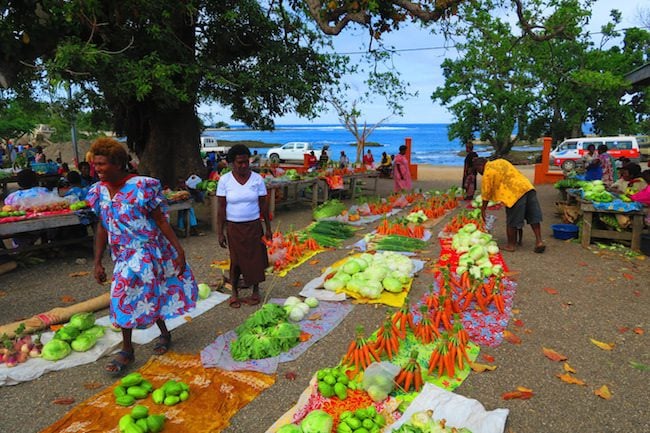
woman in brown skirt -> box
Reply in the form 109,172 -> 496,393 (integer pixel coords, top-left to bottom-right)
216,145 -> 272,307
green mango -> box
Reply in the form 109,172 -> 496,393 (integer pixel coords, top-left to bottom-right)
126,386 -> 149,399
139,380 -> 154,393
113,386 -> 128,398
163,395 -> 180,406
116,395 -> 136,407
130,404 -> 149,419
151,389 -> 165,404
135,418 -> 149,433
120,373 -> 143,388
179,390 -> 189,401
118,414 -> 135,432
164,382 -> 183,396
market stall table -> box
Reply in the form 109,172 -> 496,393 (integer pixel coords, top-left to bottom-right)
578,199 -> 646,251
316,171 -> 379,202
266,178 -> 319,216
0,173 -> 61,199
0,212 -> 94,256
167,199 -> 194,238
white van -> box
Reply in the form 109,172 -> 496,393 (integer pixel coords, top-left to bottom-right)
550,136 -> 640,170
200,136 -> 229,154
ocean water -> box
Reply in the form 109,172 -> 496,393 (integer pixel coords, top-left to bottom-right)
203,123 -> 493,166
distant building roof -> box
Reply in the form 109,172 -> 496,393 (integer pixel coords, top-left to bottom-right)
625,62 -> 650,87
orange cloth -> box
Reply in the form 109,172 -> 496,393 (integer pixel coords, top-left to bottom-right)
481,159 -> 534,207
40,352 -> 275,433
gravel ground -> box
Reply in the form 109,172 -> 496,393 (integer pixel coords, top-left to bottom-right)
0,176 -> 648,433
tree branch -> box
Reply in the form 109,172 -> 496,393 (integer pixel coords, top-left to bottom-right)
512,0 -> 566,41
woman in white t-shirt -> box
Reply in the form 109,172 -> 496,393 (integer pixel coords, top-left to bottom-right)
216,145 -> 272,308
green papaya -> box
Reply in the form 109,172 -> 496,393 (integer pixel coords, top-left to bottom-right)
120,373 -> 143,387
146,414 -> 166,433
179,390 -> 189,401
139,380 -> 154,393
113,385 -> 128,398
130,404 -> 149,419
165,382 -> 183,396
116,395 -> 136,407
126,386 -> 149,399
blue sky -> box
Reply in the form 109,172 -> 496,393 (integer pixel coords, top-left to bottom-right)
201,1 -> 648,126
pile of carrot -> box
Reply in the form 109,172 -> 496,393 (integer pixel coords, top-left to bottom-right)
391,300 -> 416,339
265,231 -> 320,271
427,327 -> 471,378
373,316 -> 401,360
437,268 -> 506,314
443,212 -> 484,234
376,219 -> 425,239
411,193 -> 459,219
341,327 -> 381,376
413,306 -> 439,344
395,350 -> 424,392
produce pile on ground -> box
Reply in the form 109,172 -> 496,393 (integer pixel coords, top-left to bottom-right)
299,221 -> 356,248
267,231 -> 322,272
41,312 -> 105,361
0,324 -> 42,366
323,252 -> 415,299
230,302 -> 316,361
392,410 -> 472,433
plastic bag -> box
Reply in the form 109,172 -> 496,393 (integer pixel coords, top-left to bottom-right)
362,361 -> 401,402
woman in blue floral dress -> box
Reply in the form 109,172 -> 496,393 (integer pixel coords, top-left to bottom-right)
87,138 -> 198,374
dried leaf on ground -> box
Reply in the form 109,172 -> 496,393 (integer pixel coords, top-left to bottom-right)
618,327 -> 630,333
482,354 -> 496,363
578,261 -> 588,267
470,362 -> 497,372
299,331 -> 311,342
52,397 -> 75,405
284,371 -> 298,381
563,362 -> 577,373
511,309 -> 520,315
307,312 -> 322,321
557,373 -> 586,385
68,271 -> 90,277
183,316 -> 192,323
83,381 -> 102,390
0,290 -> 6,298
291,281 -> 303,287
629,361 -> 649,371
542,347 -> 568,362
503,330 -> 522,344
594,385 -> 612,400
542,287 -> 559,295
308,259 -> 320,265
513,319 -> 524,327
590,338 -> 615,351
633,327 -> 644,335
60,295 -> 76,303
622,273 -> 634,280
633,290 -> 641,297
502,388 -> 534,400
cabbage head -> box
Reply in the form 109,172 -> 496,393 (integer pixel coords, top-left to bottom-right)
42,339 -> 72,361
277,424 -> 303,433
71,334 -> 98,352
301,410 -> 333,433
69,312 -> 96,331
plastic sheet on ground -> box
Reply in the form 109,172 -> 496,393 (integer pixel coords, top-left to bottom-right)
0,329 -> 121,386
40,352 -> 275,433
385,383 -> 509,433
200,300 -> 353,374
95,290 -> 229,345
320,207 -> 403,226
274,248 -> 325,277
299,253 -> 424,307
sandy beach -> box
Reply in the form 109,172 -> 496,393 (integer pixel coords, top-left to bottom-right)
410,163 -> 535,183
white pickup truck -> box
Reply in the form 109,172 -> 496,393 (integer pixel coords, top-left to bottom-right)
265,142 -> 322,163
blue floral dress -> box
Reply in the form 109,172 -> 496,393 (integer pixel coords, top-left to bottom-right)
87,176 -> 198,329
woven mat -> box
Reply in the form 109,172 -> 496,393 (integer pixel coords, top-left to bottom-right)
40,352 -> 275,433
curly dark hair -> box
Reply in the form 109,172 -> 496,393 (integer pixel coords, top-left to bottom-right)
90,137 -> 129,169
16,169 -> 38,189
227,144 -> 251,163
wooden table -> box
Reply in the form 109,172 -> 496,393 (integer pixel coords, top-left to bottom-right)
0,212 -> 94,256
167,200 -> 194,238
579,199 -> 647,251
0,173 -> 61,198
316,172 -> 379,202
266,178 -> 319,216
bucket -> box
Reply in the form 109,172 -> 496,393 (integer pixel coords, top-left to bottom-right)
551,224 -> 579,240
641,234 -> 650,256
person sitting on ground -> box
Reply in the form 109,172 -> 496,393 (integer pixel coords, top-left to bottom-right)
363,149 -> 374,169
473,157 -> 546,253
377,152 -> 392,177
58,162 -> 70,177
610,163 -> 647,195
63,170 -> 89,201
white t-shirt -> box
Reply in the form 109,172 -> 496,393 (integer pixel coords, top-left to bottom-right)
216,171 -> 267,222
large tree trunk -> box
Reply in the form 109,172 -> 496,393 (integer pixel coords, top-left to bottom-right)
135,101 -> 206,187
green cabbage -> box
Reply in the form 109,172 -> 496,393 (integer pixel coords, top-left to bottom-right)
313,199 -> 346,220
54,325 -> 81,342
382,277 -> 403,293
69,312 -> 96,331
278,424 -> 303,433
198,283 -> 211,300
82,325 -> 106,339
71,334 -> 97,352
301,410 -> 333,433
42,339 -> 72,361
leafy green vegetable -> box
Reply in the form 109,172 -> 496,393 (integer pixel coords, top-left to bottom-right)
312,199 -> 346,220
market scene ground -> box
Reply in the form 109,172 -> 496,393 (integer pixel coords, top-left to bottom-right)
0,165 -> 648,433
